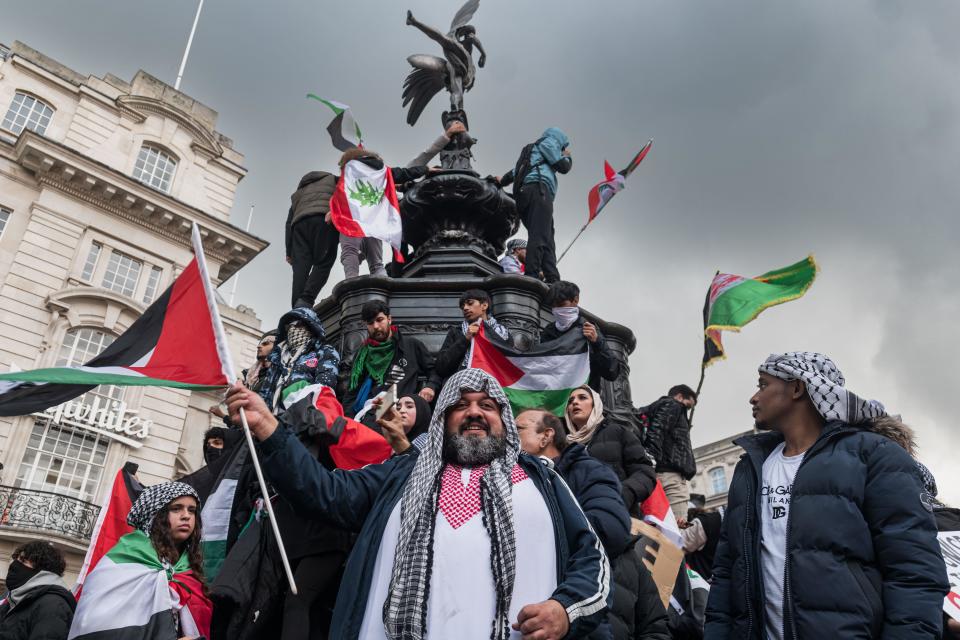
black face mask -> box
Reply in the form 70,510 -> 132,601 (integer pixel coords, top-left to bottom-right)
203,444 -> 224,465
5,559 -> 40,591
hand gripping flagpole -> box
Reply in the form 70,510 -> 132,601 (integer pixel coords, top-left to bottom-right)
191,224 -> 298,595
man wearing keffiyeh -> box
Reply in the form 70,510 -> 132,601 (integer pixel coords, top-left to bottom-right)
226,368 -> 611,640
705,351 -> 948,640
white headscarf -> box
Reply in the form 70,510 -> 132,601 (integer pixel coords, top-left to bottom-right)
564,385 -> 605,445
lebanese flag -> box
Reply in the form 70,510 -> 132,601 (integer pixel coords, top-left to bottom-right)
0,225 -> 231,415
74,463 -> 143,598
330,159 -> 404,262
641,480 -> 683,547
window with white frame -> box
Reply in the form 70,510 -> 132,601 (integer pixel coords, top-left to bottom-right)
80,242 -> 101,282
708,466 -> 728,495
142,266 -> 163,304
132,144 -> 177,193
2,92 -> 54,136
101,250 -> 142,297
55,327 -> 124,408
14,418 -> 109,501
0,206 -> 10,238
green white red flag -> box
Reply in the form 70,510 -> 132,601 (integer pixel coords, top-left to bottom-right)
467,325 -> 589,416
330,159 -> 404,262
703,255 -> 819,366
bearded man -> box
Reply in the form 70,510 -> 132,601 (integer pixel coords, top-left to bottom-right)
227,368 -> 610,640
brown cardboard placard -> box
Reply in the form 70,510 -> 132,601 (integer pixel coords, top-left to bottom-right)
634,520 -> 685,609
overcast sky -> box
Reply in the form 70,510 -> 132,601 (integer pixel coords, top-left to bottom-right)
5,1 -> 959,502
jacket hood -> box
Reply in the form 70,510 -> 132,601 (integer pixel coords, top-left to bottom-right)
866,415 -> 916,457
541,127 -> 569,149
276,307 -> 327,342
7,571 -> 73,611
297,171 -> 335,190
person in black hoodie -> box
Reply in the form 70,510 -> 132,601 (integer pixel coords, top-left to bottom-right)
0,541 -> 75,640
643,384 -> 698,518
541,281 -> 620,390
286,171 -> 340,308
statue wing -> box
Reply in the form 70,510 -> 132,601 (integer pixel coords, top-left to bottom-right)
448,0 -> 480,35
402,61 -> 447,126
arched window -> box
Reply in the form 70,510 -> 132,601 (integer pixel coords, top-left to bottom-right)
132,144 -> 177,193
708,466 -> 727,495
2,91 -> 54,136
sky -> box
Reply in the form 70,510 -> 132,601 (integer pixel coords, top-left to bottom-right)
4,1 -> 959,502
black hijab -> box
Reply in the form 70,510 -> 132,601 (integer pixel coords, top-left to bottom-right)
404,394 -> 433,443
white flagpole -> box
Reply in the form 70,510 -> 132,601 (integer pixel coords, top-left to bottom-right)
228,204 -> 255,306
190,224 -> 298,595
174,0 -> 205,91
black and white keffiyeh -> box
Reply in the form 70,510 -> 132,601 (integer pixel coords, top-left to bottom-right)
382,368 -> 521,640
459,316 -> 509,368
759,351 -> 886,424
127,481 -> 200,535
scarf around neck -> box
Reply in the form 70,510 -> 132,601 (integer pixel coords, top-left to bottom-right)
564,385 -> 605,445
350,326 -> 398,391
382,368 -> 520,640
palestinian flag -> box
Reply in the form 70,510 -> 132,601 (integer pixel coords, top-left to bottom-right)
586,139 -> 651,222
306,94 -> 363,152
0,225 -> 231,415
74,463 -> 143,597
468,326 -> 590,417
641,479 -> 682,547
330,159 -> 404,262
68,531 -> 211,640
703,255 -> 819,367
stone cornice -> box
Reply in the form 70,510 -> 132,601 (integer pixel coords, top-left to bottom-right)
116,95 -> 223,159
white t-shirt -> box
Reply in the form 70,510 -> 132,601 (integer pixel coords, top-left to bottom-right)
760,442 -> 805,640
358,464 -> 557,639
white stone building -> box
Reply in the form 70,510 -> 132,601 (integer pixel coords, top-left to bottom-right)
689,428 -> 754,511
0,41 -> 267,583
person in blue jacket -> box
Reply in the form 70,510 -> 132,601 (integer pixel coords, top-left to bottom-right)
497,127 -> 572,283
705,351 -> 949,640
226,368 -> 611,640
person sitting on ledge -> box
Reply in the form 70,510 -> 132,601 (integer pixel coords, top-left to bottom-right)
499,238 -> 527,274
428,288 -> 510,391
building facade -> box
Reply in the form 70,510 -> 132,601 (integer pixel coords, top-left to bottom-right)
689,429 -> 754,511
0,41 -> 267,583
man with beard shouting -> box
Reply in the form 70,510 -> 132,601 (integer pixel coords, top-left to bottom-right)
226,368 -> 610,640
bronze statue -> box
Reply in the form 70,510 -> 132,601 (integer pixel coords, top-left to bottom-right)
403,0 -> 486,127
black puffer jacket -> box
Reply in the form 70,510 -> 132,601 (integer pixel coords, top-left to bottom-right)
285,171 -> 337,255
644,396 -> 696,480
604,540 -> 671,640
0,576 -> 75,640
705,422 -> 949,639
585,416 -> 657,516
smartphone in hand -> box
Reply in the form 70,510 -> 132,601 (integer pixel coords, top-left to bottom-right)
375,384 -> 398,420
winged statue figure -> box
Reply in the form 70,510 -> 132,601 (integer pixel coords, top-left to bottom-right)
403,0 -> 486,126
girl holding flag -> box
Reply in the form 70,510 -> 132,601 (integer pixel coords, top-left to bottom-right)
69,482 -> 212,640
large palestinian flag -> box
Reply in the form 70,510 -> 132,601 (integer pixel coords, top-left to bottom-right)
330,159 -> 404,262
0,225 -> 231,415
703,255 -> 818,366
468,326 -> 590,416
68,531 -> 211,640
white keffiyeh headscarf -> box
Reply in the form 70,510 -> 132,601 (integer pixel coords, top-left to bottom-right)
382,368 -> 520,640
759,352 -> 886,424
126,481 -> 200,535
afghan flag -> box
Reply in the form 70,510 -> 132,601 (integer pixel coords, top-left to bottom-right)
330,159 -> 404,262
703,255 -> 819,367
306,94 -> 363,151
68,531 -> 212,640
0,224 -> 231,415
73,463 -> 143,597
586,139 -> 652,222
468,326 -> 590,417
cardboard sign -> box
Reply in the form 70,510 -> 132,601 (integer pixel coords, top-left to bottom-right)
939,531 -> 960,621
634,519 -> 685,609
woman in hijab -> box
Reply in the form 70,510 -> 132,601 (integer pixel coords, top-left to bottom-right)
69,482 -> 212,640
565,384 -> 656,515
377,393 -> 433,454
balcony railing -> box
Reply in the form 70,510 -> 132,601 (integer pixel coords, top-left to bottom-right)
0,485 -> 100,543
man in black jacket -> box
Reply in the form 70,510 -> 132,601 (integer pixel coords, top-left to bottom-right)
286,171 -> 340,308
342,299 -> 436,416
0,541 -> 75,640
705,351 -> 948,640
541,281 -> 620,390
644,384 -> 698,518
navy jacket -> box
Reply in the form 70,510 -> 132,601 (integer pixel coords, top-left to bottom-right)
260,426 -> 611,639
705,422 -> 949,640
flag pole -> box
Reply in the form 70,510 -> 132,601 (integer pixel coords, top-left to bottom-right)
557,221 -> 590,265
174,0 -> 204,91
688,363 -> 706,426
228,204 -> 255,306
190,224 -> 298,595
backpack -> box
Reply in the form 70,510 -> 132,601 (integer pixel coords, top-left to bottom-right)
636,397 -> 668,444
511,136 -> 547,197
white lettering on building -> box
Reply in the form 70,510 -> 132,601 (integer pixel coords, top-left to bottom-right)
33,397 -> 151,447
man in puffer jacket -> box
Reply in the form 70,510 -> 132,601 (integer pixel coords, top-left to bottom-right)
0,541 -> 75,640
705,351 -> 949,640
643,384 -> 698,517
286,171 -> 339,308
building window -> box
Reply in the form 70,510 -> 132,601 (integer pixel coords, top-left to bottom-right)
142,266 -> 163,304
709,466 -> 727,495
101,250 -> 142,297
132,145 -> 177,193
55,327 -> 124,408
0,206 -> 10,238
14,418 -> 109,501
80,242 -> 101,281
2,92 -> 54,136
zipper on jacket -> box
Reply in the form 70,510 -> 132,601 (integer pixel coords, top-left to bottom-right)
741,453 -> 758,639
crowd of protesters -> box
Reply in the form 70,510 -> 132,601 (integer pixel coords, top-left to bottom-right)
3,127 -> 955,640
